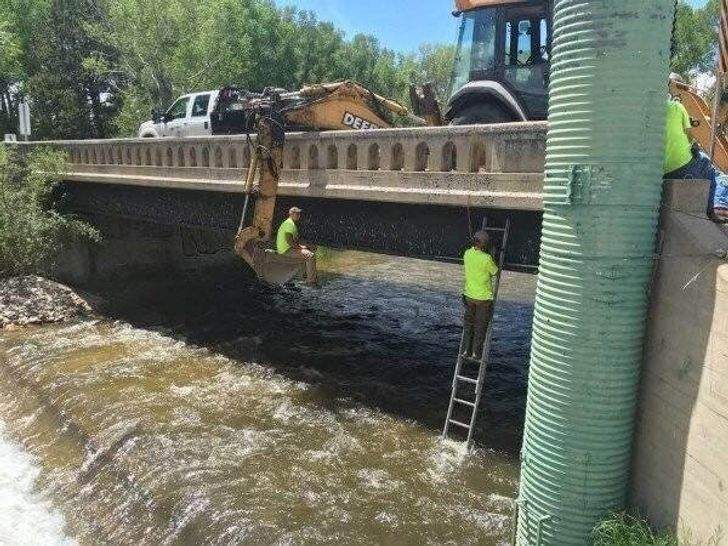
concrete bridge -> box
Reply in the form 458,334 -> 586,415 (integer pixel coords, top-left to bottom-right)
13,122 -> 728,542
20,122 -> 546,275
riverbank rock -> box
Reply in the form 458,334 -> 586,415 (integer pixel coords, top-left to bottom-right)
0,276 -> 93,329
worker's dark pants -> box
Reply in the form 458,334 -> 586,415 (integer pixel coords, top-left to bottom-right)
462,296 -> 493,359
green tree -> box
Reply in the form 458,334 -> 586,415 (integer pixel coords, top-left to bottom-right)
16,0 -> 120,140
0,18 -> 23,136
408,43 -> 456,105
0,145 -> 98,277
671,0 -> 720,77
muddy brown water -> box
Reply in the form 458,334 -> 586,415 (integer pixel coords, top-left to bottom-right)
0,251 -> 535,545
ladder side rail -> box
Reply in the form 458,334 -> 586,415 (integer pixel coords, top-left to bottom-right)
465,217 -> 512,448
442,330 -> 469,437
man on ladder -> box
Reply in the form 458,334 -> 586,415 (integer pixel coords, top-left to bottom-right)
443,219 -> 510,448
462,230 -> 499,359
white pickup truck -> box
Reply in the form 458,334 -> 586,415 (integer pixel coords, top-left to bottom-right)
138,90 -> 220,138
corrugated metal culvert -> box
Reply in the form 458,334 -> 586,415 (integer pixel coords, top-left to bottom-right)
516,1 -> 675,544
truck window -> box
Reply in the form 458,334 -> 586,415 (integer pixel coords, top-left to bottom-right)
191,94 -> 211,117
450,8 -> 498,97
540,18 -> 549,61
502,12 -> 549,116
505,19 -> 534,66
166,97 -> 190,121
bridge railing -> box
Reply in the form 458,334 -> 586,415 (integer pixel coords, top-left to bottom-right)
16,122 -> 547,210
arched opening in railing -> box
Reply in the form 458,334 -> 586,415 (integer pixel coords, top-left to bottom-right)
367,143 -> 380,170
177,147 -> 185,167
125,148 -> 132,165
145,148 -> 152,166
390,142 -> 404,171
470,142 -> 488,172
135,148 -> 142,166
346,143 -> 358,170
166,148 -> 173,166
189,147 -> 198,167
83,149 -> 90,164
243,146 -> 251,168
201,147 -> 210,167
289,146 -> 301,169
327,145 -> 338,169
213,147 -> 223,168
441,141 -> 457,172
415,142 -> 430,172
308,145 -> 319,169
228,148 -> 238,168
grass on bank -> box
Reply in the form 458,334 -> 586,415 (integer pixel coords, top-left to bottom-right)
0,145 -> 99,278
592,512 -> 680,546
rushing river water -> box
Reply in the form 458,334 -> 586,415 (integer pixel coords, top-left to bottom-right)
0,251 -> 535,545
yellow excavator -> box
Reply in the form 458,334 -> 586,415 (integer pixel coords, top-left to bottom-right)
228,82 -> 424,283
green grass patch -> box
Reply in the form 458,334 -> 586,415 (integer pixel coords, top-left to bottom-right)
314,245 -> 336,265
592,512 -> 679,546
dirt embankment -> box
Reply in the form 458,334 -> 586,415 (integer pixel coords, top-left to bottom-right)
0,276 -> 93,330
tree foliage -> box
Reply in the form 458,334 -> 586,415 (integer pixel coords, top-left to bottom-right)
671,0 -> 719,77
0,0 -> 458,138
0,146 -> 98,277
0,0 -> 719,139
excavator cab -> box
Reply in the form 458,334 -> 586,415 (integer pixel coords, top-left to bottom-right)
446,0 -> 550,124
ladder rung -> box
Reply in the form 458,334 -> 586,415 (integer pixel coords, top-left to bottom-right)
448,419 -> 471,429
460,354 -> 481,364
453,397 -> 476,408
456,375 -> 478,385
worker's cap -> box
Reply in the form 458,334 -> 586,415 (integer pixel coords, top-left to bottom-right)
473,230 -> 490,243
289,206 -> 303,214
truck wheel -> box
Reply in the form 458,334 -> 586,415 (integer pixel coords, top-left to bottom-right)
449,103 -> 515,125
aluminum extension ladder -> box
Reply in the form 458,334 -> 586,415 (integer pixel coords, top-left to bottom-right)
442,217 -> 512,449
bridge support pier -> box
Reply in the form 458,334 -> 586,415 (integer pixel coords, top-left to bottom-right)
516,1 -> 675,544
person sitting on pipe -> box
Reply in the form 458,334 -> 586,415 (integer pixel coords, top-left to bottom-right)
461,230 -> 499,360
276,206 -> 319,286
664,77 -> 728,222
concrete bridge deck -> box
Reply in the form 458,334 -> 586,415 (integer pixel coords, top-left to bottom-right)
18,122 -> 547,269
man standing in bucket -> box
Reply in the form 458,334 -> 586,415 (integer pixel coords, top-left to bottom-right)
276,206 -> 318,285
462,230 -> 499,360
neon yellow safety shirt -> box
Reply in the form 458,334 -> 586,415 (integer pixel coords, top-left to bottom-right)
664,99 -> 693,174
463,247 -> 499,301
276,217 -> 298,254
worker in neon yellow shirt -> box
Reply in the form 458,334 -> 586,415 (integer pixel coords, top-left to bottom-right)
276,206 -> 318,285
664,80 -> 728,221
462,230 -> 499,360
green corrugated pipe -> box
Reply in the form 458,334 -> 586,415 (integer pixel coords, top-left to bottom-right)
515,1 -> 675,544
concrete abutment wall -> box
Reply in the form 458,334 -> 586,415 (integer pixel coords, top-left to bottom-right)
632,180 -> 728,545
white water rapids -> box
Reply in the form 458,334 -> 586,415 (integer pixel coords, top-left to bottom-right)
0,252 -> 535,544
0,422 -> 74,545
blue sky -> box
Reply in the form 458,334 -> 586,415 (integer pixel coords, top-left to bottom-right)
275,0 -> 709,53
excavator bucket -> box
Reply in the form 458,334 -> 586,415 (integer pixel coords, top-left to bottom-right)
236,241 -> 308,284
